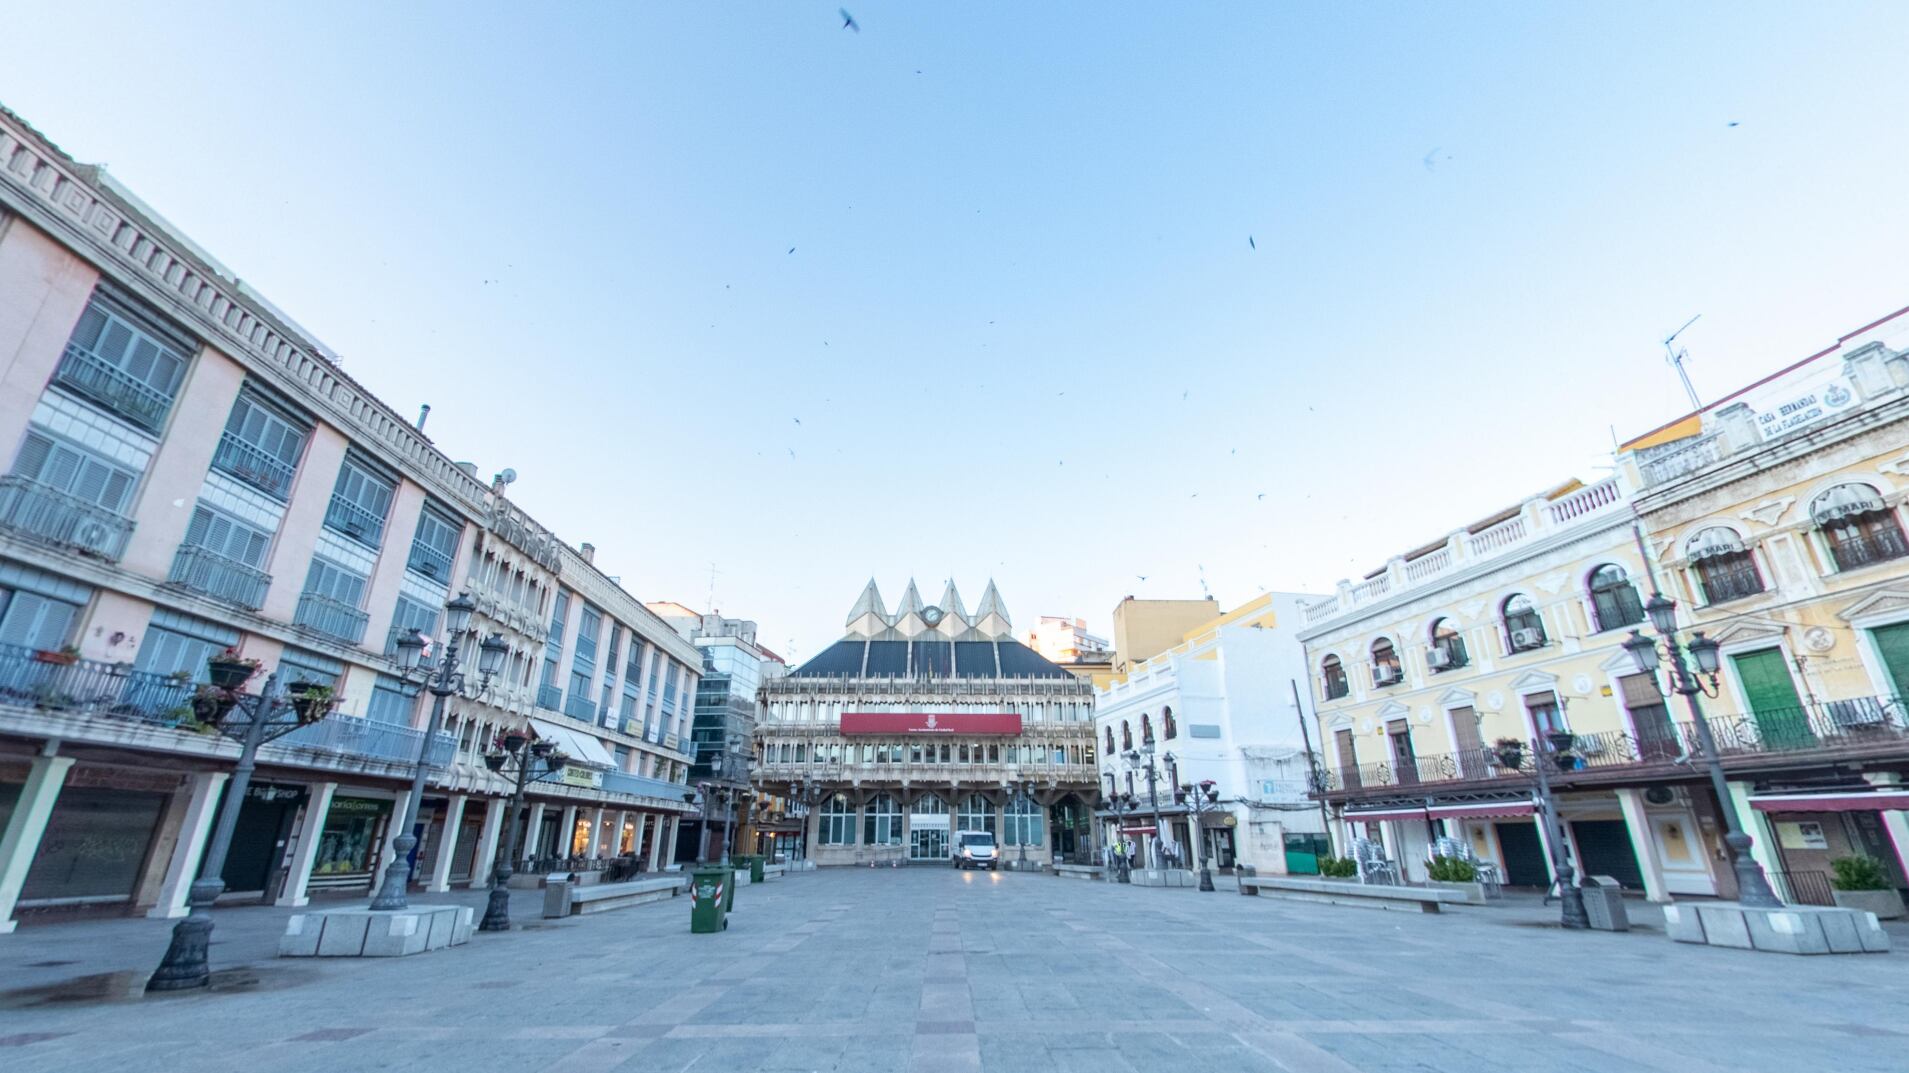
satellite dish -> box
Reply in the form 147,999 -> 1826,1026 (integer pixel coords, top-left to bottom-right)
497,468 -> 518,485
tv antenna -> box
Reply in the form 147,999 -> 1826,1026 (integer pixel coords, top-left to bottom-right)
1663,314 -> 1703,410
705,562 -> 721,614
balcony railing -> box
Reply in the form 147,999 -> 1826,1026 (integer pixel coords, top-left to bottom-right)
1830,529 -> 1909,572
293,591 -> 369,644
55,343 -> 175,432
167,545 -> 271,610
277,716 -> 454,767
323,494 -> 386,548
1314,697 -> 1909,795
563,692 -> 598,722
536,683 -> 564,711
1639,431 -> 1726,486
0,643 -> 194,725
600,769 -> 693,802
407,539 -> 454,581
0,475 -> 135,561
212,431 -> 297,500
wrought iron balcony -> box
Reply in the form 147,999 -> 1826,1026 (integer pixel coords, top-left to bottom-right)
211,431 -> 297,500
1830,529 -> 1909,572
323,494 -> 386,548
0,643 -> 194,725
0,475 -> 135,561
536,683 -> 564,711
293,591 -> 369,644
277,716 -> 454,767
406,539 -> 454,581
599,769 -> 694,802
167,545 -> 271,610
563,692 -> 598,722
54,342 -> 176,432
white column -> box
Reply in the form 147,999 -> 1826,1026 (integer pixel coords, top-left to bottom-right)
1613,788 -> 1670,903
467,797 -> 505,888
0,753 -> 75,934
611,810 -> 628,854
559,805 -> 579,857
1530,812 -> 1562,886
1725,780 -> 1783,892
584,807 -> 605,857
428,794 -> 468,893
276,781 -> 338,907
522,802 -> 547,858
666,816 -> 682,867
147,772 -> 230,919
379,788 -> 419,882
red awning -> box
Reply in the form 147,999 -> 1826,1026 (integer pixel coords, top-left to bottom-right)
1120,826 -> 1157,835
1750,792 -> 1909,814
1346,802 -> 1536,823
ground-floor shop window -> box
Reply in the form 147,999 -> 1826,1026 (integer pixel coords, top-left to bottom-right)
312,796 -> 391,884
19,787 -> 167,904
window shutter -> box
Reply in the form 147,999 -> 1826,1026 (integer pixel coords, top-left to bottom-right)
11,432 -> 52,480
69,305 -> 107,350
0,591 -> 79,650
1618,673 -> 1663,710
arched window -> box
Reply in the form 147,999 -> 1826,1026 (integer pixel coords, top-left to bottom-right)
1004,792 -> 1042,847
1121,720 -> 1133,751
1370,638 -> 1403,686
1588,564 -> 1645,631
818,793 -> 857,845
1428,618 -> 1467,671
958,793 -> 994,834
912,793 -> 949,814
1104,725 -> 1115,754
1141,714 -> 1154,745
1686,527 -> 1763,604
1811,483 -> 1908,572
1162,706 -> 1177,739
1503,594 -> 1546,652
1321,654 -> 1349,699
864,793 -> 903,844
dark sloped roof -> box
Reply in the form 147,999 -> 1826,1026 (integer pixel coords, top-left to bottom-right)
788,638 -> 1073,679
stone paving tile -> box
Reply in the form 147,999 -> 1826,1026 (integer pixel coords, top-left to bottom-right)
5,869 -> 1909,1071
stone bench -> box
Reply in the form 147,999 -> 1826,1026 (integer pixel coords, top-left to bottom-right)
1240,875 -> 1458,913
280,905 -> 474,958
763,864 -> 788,880
1054,864 -> 1104,881
544,875 -> 686,918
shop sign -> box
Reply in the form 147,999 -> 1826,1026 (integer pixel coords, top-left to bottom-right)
245,783 -> 305,803
561,765 -> 604,789
1742,364 -> 1857,439
840,712 -> 1023,735
327,796 -> 391,816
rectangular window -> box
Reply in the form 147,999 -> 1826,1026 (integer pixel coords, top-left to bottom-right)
277,647 -> 344,688
407,504 -> 462,580
324,456 -> 395,548
181,503 -> 270,568
215,392 -> 306,500
303,557 -> 367,607
134,610 -> 238,680
55,295 -> 190,432
0,586 -> 83,650
11,429 -> 137,514
366,674 -> 419,724
386,595 -> 440,655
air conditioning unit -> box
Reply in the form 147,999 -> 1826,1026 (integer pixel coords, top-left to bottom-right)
1426,648 -> 1452,669
1373,665 -> 1403,686
1511,628 -> 1545,650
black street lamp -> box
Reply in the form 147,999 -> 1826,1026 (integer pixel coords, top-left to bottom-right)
149,666 -> 336,991
1010,778 -> 1035,871
1496,735 -> 1589,928
370,593 -> 507,911
477,733 -> 570,931
1124,746 -> 1164,869
1623,591 -> 1782,908
1101,780 -> 1134,884
1174,779 -> 1222,892
789,778 -> 823,863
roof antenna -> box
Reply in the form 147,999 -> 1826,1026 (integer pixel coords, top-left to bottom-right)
1663,314 -> 1704,410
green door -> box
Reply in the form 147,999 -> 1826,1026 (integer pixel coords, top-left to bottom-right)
1732,648 -> 1812,749
1871,622 -> 1909,703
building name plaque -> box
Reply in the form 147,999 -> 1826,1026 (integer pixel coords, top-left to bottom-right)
839,712 -> 1023,735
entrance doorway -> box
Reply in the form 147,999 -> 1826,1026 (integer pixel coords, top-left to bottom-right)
1732,648 -> 1812,748
909,794 -> 949,861
1494,821 -> 1550,887
1569,819 -> 1645,890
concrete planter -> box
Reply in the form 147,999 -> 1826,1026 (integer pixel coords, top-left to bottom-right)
1832,888 -> 1906,920
1429,880 -> 1487,905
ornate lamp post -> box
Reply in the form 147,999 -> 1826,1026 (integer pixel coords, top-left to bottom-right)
1495,734 -> 1589,928
1175,779 -> 1222,892
149,664 -> 336,991
1124,746 -> 1164,869
477,732 -> 570,931
789,778 -> 823,863
1623,592 -> 1782,908
1010,777 -> 1036,871
370,593 -> 507,911
1100,775 -> 1134,884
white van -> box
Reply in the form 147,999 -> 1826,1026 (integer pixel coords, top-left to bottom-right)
953,830 -> 999,870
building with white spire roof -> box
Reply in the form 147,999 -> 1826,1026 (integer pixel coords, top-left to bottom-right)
755,579 -> 1100,868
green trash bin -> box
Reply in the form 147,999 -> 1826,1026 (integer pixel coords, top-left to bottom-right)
690,866 -> 729,933
722,864 -> 738,911
747,854 -> 765,884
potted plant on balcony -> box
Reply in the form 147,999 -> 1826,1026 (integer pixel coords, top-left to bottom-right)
286,681 -> 336,724
1492,737 -> 1526,770
483,749 -> 508,772
32,645 -> 81,666
1425,854 -> 1486,904
191,685 -> 232,726
206,648 -> 261,690
1829,855 -> 1906,920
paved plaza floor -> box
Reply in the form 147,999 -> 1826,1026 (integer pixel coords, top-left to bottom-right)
3,868 -> 1907,1072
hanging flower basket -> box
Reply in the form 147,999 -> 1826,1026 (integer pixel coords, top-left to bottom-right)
503,732 -> 529,754
483,751 -> 508,772
287,682 -> 335,725
1492,738 -> 1525,770
1545,731 -> 1577,754
207,649 -> 261,690
191,686 -> 230,726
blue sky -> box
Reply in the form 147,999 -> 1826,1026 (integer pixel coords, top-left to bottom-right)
7,3 -> 1908,659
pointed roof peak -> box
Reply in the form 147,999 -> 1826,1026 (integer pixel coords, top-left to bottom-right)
845,578 -> 888,626
938,579 -> 969,621
895,578 -> 925,615
975,579 -> 1010,628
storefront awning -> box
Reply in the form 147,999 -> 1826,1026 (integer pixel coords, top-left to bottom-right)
1346,802 -> 1536,823
1749,792 -> 1909,814
1120,826 -> 1157,835
529,718 -> 615,770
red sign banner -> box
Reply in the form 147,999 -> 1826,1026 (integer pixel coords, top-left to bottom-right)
839,712 -> 1023,736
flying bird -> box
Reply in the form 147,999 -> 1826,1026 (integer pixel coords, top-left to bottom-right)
1727,121 -> 1740,127
1137,575 -> 1148,582
1257,493 -> 1265,500
840,8 -> 859,31
1181,390 -> 1188,401
1248,236 -> 1256,250
793,418 -> 801,425
787,448 -> 796,458
788,247 -> 796,254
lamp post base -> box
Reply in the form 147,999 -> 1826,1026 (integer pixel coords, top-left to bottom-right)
369,832 -> 418,911
1197,867 -> 1215,892
478,867 -> 514,932
148,878 -> 224,992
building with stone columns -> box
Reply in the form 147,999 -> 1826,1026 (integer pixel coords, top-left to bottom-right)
0,105 -> 699,933
753,579 -> 1099,867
